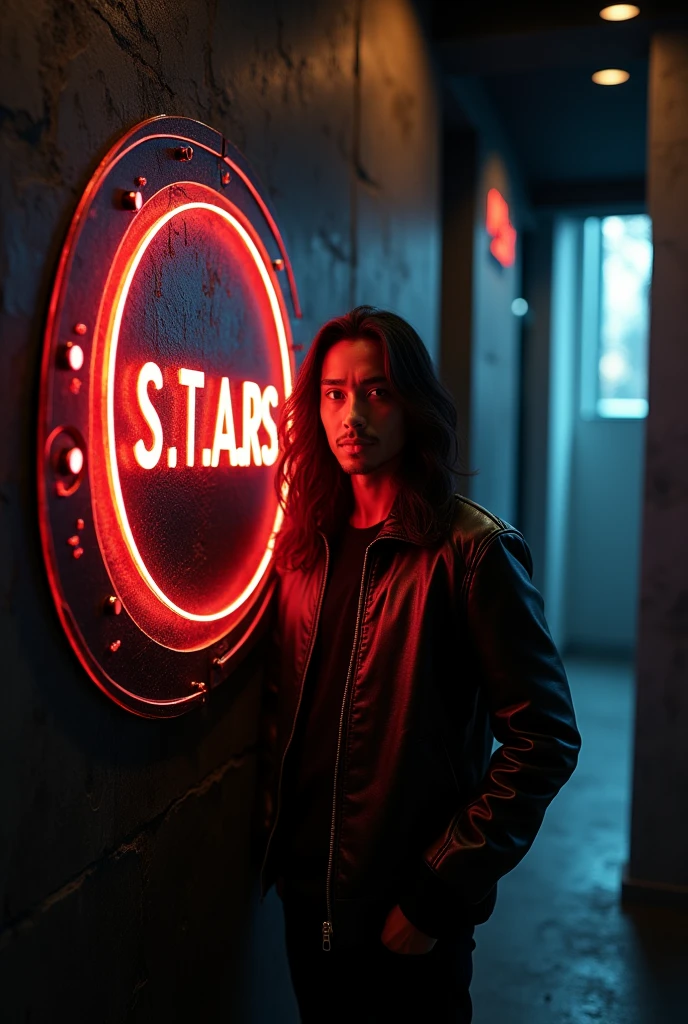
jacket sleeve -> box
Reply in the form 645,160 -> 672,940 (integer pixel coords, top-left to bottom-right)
398,529 -> 582,939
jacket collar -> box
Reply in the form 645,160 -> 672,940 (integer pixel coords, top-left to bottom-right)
366,489 -> 460,545
318,489 -> 432,546
374,490 -> 409,541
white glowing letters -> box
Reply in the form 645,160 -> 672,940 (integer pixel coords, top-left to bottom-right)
133,362 -> 279,470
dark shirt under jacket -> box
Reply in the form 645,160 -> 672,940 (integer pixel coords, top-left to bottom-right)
276,519 -> 385,900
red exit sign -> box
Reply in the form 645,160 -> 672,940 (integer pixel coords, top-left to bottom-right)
486,188 -> 516,267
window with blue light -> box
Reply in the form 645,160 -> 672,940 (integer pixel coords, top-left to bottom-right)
580,213 -> 653,419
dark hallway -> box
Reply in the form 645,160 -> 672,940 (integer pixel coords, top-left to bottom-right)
2,1 -> 688,1021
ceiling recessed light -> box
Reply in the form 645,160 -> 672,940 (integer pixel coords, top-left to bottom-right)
592,68 -> 630,85
599,4 -> 640,20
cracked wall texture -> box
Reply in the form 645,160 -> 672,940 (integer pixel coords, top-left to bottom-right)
0,0 -> 440,1018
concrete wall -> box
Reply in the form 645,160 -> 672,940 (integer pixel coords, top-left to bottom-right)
566,419 -> 645,655
0,1 -> 440,1018
542,218 -> 579,649
438,127 -> 477,482
441,76 -> 530,528
519,213 -> 554,599
625,32 -> 688,904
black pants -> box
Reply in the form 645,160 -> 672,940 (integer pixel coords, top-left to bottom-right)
282,898 -> 476,1023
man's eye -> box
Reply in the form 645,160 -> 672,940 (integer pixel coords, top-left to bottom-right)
324,388 -> 387,400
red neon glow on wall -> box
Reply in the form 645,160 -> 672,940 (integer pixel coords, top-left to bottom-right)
486,188 -> 517,268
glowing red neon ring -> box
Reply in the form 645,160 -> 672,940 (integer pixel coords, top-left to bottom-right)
106,201 -> 290,622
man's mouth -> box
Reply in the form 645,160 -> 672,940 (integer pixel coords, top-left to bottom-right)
340,439 -> 375,453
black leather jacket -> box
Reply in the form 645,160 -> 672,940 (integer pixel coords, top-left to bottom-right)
256,493 -> 582,947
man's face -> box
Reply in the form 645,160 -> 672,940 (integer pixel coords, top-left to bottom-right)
319,338 -> 405,476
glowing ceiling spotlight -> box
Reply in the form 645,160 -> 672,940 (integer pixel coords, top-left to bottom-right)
599,5 -> 640,21
592,68 -> 630,85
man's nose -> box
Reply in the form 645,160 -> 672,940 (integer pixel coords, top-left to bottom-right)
343,396 -> 366,428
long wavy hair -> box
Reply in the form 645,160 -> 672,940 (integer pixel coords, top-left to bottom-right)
272,306 -> 476,573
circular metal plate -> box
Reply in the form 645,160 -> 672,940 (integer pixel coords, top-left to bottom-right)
38,116 -> 298,717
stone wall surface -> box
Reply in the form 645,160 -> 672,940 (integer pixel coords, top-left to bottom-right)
627,32 -> 688,897
0,1 -> 440,1018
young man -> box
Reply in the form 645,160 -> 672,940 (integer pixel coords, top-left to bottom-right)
255,307 -> 581,1023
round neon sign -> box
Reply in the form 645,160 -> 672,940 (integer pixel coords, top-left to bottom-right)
38,117 -> 299,717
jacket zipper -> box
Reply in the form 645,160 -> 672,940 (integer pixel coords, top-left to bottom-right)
323,538 -> 379,950
258,535 -> 331,903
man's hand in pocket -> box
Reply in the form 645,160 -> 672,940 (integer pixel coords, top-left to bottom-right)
380,904 -> 437,954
